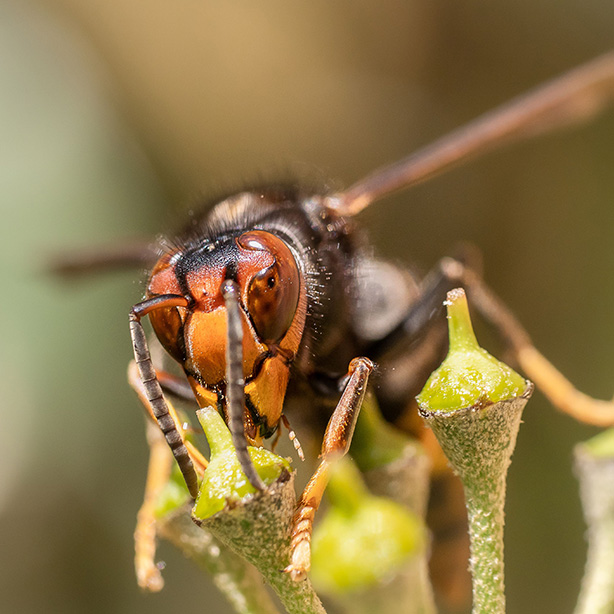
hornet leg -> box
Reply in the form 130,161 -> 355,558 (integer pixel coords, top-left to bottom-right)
128,361 -> 208,591
285,357 -> 374,581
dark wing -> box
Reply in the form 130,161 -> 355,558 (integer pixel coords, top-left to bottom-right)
326,51 -> 614,216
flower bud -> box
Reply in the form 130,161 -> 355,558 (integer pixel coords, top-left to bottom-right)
417,288 -> 526,412
311,457 -> 425,594
193,406 -> 290,520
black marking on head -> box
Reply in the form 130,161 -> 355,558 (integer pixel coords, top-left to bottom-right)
245,394 -> 278,440
224,259 -> 238,282
173,234 -> 242,299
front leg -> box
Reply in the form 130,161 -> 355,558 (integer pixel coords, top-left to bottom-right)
128,360 -> 208,591
285,357 -> 374,581
133,420 -> 173,592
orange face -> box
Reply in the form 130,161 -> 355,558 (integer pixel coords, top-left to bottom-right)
145,230 -> 307,443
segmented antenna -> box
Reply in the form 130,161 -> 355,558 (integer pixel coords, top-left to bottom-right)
221,280 -> 266,491
129,297 -> 199,499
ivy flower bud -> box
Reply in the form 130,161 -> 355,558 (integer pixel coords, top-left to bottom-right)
417,288 -> 526,412
193,407 -> 290,520
311,457 -> 425,594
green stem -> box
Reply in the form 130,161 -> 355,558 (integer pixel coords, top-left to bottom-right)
334,562 -> 436,614
199,473 -> 326,614
158,507 -> 281,614
353,394 -> 431,516
351,399 -> 434,613
464,478 -> 506,614
362,442 -> 431,518
417,287 -> 532,613
192,407 -> 325,613
419,390 -> 531,614
262,561 -> 326,614
574,440 -> 614,614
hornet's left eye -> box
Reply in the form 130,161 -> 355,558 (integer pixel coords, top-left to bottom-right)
239,231 -> 300,345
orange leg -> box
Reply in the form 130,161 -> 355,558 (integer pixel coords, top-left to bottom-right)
128,361 -> 208,591
133,420 -> 173,592
284,357 -> 374,581
370,254 -> 614,427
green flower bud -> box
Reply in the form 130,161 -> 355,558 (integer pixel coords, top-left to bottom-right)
351,393 -> 412,471
417,288 -> 533,614
311,457 -> 425,594
192,408 -> 324,614
416,288 -> 526,412
193,407 -> 291,521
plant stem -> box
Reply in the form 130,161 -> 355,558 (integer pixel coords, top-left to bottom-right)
333,562 -> 436,614
417,287 -> 533,613
464,470 -> 506,614
420,393 -> 530,614
574,436 -> 614,614
353,393 -> 431,516
192,407 -> 326,614
198,472 -> 326,614
363,442 -> 431,517
158,507 -> 281,614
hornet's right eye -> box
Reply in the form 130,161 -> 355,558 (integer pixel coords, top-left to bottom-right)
241,232 -> 300,345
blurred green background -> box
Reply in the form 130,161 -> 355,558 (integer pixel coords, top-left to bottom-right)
1,1 -> 613,612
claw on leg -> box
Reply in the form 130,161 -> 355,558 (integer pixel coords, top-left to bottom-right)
285,464 -> 330,582
134,421 -> 173,592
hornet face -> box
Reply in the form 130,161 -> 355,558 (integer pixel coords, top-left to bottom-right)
146,228 -> 306,443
